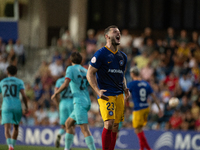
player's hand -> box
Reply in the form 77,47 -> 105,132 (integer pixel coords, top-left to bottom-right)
51,93 -> 57,101
124,88 -> 130,101
99,89 -> 109,101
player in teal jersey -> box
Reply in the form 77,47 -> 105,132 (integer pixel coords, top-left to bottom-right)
54,76 -> 74,148
51,51 -> 96,150
0,65 -> 28,150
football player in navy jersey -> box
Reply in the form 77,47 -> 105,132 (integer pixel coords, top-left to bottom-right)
87,25 -> 130,150
127,66 -> 163,150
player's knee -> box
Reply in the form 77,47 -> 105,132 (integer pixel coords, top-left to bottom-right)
104,120 -> 114,130
13,125 -> 19,131
112,124 -> 119,132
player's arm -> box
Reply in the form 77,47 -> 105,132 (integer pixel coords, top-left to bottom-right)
123,76 -> 130,101
150,93 -> 163,117
20,89 -> 28,113
86,65 -> 109,101
51,78 -> 70,100
53,87 -> 60,108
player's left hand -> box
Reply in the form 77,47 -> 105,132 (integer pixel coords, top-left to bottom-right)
51,93 -> 57,100
124,88 -> 130,101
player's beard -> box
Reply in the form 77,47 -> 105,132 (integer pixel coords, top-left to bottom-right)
111,38 -> 120,46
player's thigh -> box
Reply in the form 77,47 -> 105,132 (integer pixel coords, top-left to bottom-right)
115,94 -> 125,123
132,107 -> 149,128
13,109 -> 22,125
70,103 -> 89,125
98,96 -> 116,121
59,103 -> 74,125
1,109 -> 14,124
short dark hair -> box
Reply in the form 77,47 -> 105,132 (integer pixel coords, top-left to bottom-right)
70,51 -> 82,64
7,65 -> 17,75
130,66 -> 140,76
104,25 -> 118,36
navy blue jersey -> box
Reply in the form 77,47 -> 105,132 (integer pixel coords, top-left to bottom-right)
90,46 -> 127,96
127,80 -> 153,110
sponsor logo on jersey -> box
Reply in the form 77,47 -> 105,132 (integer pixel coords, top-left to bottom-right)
109,111 -> 113,116
91,57 -> 96,63
119,60 -> 124,66
108,61 -> 112,64
108,69 -> 123,74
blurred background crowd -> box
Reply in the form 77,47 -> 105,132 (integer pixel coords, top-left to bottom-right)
0,26 -> 200,132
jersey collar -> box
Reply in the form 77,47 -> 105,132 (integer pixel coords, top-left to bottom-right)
105,46 -> 118,54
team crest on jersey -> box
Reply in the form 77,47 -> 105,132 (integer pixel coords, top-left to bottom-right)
109,111 -> 113,116
91,57 -> 96,63
119,60 -> 124,66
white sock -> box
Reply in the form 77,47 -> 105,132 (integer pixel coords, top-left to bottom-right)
9,144 -> 14,148
64,148 -> 70,150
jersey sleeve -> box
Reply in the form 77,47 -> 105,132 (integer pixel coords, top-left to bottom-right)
19,80 -> 25,90
122,52 -> 128,71
90,50 -> 102,69
148,83 -> 153,94
65,66 -> 73,80
127,82 -> 132,92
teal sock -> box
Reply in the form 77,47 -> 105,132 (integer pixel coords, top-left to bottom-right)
65,133 -> 74,149
6,138 -> 11,146
58,128 -> 65,135
11,139 -> 16,146
85,136 -> 96,150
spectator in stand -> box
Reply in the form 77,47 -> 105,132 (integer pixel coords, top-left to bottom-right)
0,37 -> 6,53
86,29 -> 97,58
177,42 -> 190,62
195,115 -> 200,131
191,60 -> 200,83
132,33 -> 144,54
191,101 -> 199,120
155,39 -> 165,54
38,84 -> 53,108
33,83 -> 43,102
144,38 -> 155,56
183,110 -> 195,130
190,87 -> 199,102
0,57 -> 9,74
96,29 -> 106,50
48,105 -> 59,126
25,83 -> 35,101
49,58 -> 64,81
35,61 -> 50,83
7,48 -> 17,66
132,51 -> 149,69
143,27 -> 153,45
5,39 -> 13,54
61,29 -> 73,51
191,31 -> 199,46
165,27 -> 177,46
163,72 -> 178,92
52,50 -> 62,63
180,95 -> 191,113
169,110 -> 183,130
140,62 -> 154,81
120,29 -> 133,55
55,38 -> 66,54
178,72 -> 193,94
178,30 -> 189,44
34,105 -> 48,125
13,39 -> 25,66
